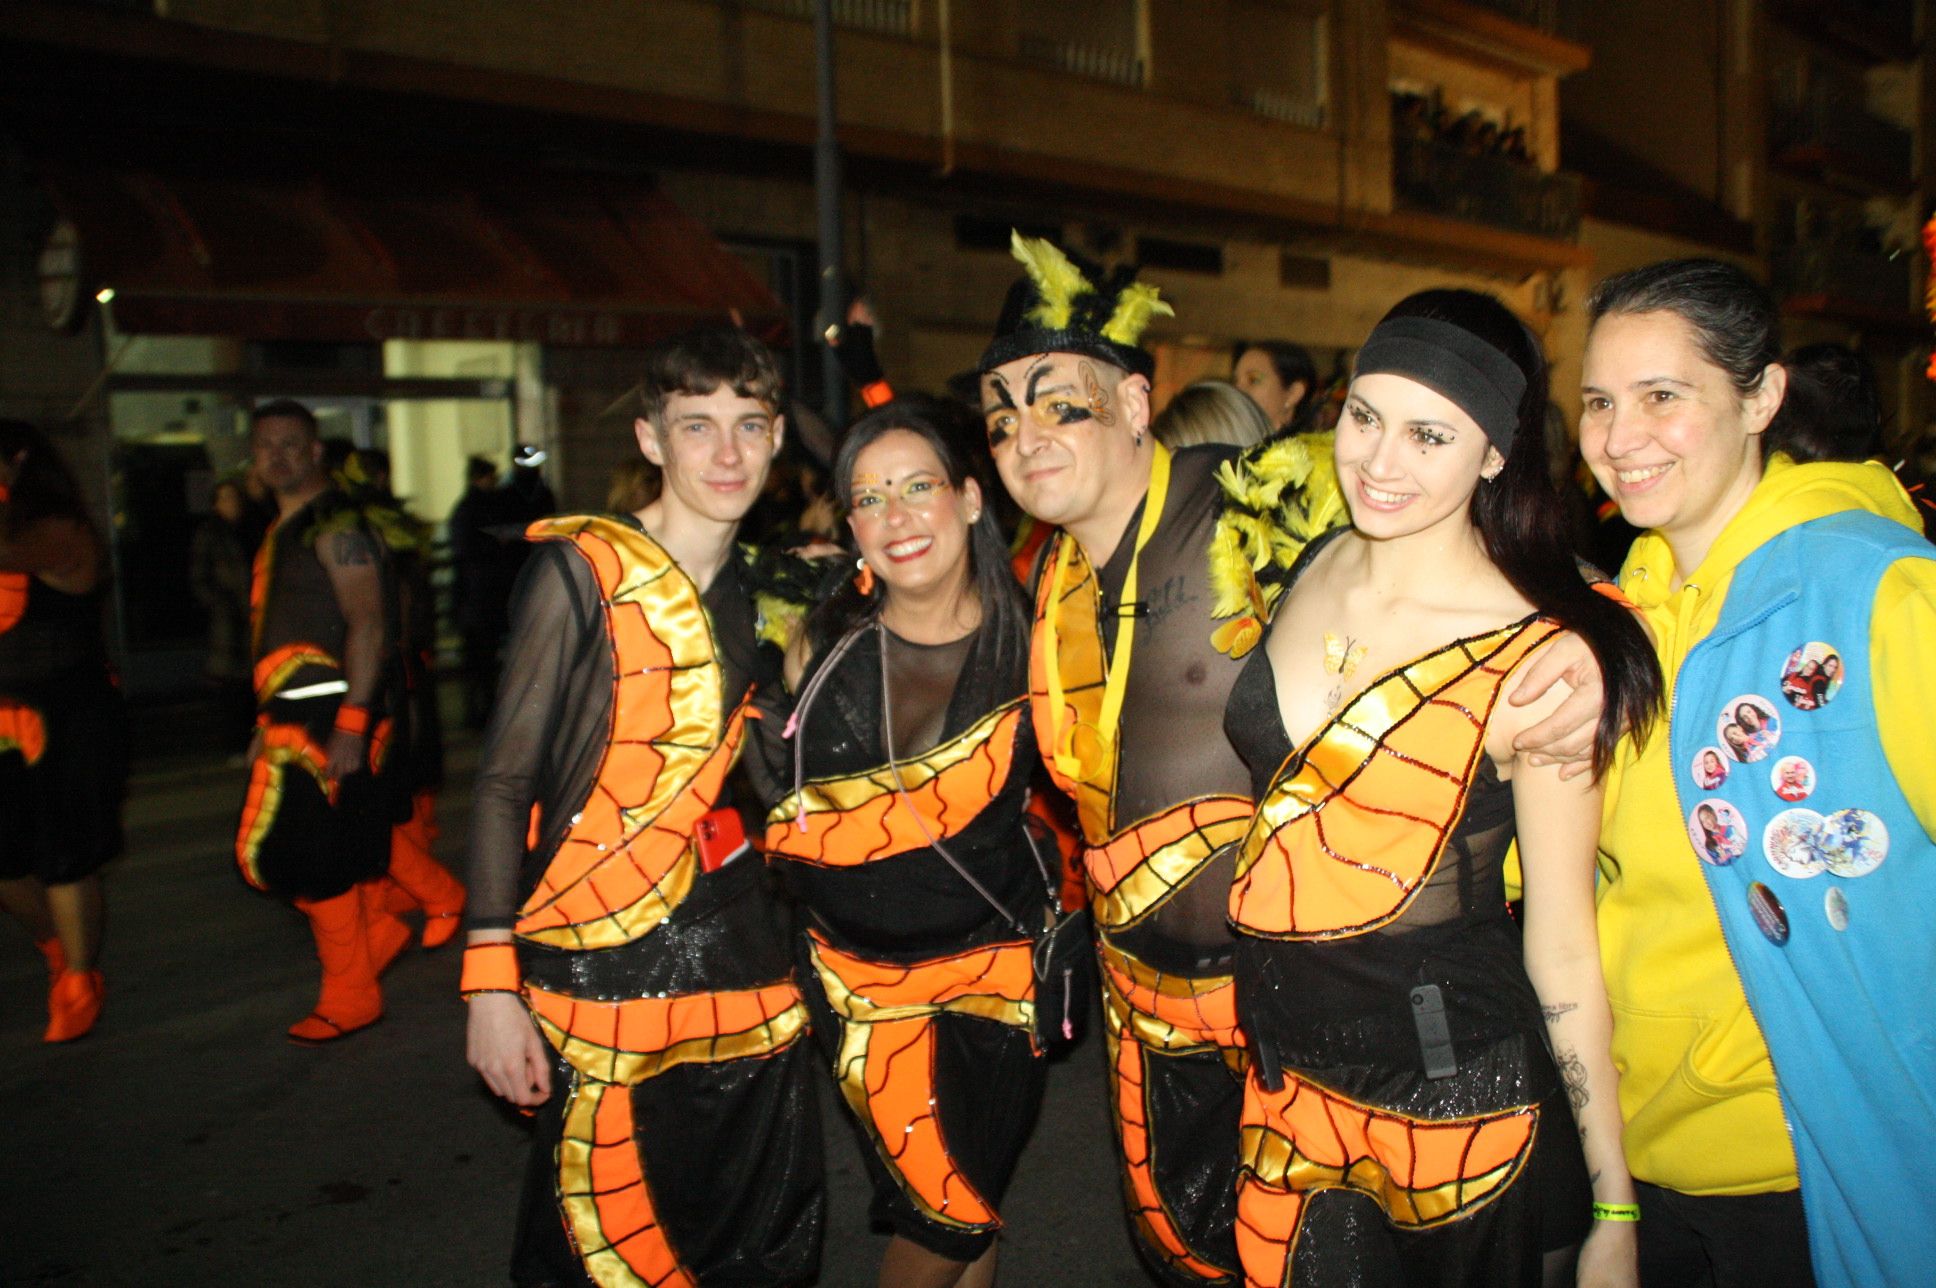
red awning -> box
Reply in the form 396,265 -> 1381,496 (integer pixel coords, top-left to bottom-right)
39,152 -> 785,347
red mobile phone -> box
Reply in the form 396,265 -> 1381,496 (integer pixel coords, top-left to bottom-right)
694,808 -> 749,873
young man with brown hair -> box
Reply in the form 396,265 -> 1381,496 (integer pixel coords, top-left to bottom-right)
463,326 -> 823,1286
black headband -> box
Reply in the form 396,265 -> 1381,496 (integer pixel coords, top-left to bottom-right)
1353,316 -> 1526,456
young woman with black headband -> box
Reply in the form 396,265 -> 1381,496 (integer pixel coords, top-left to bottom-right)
1220,290 -> 1661,1286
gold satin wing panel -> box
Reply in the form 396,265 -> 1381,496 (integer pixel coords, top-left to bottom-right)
515,516 -> 737,950
810,933 -> 1036,1233
764,702 -> 1026,866
1029,534 -> 1117,842
1099,939 -> 1243,1284
1235,1071 -> 1538,1288
1086,797 -> 1253,931
534,980 -> 808,1288
1230,620 -> 1560,941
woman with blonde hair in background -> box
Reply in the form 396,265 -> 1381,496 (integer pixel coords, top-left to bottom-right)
1153,379 -> 1275,451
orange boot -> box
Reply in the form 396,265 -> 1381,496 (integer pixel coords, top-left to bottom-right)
288,888 -> 384,1044
44,967 -> 103,1043
386,794 -> 466,949
34,936 -> 66,982
359,878 -> 414,975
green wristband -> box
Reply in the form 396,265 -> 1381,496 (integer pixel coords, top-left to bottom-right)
1592,1202 -> 1641,1223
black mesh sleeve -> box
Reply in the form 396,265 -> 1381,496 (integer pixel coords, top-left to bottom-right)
466,544 -> 605,930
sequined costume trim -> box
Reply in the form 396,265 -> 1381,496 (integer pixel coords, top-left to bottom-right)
809,932 -> 1036,1233
1099,937 -> 1243,1283
764,701 -> 1026,865
1234,1070 -> 1538,1288
1230,618 -> 1559,940
512,516 -> 744,950
527,979 -> 809,1288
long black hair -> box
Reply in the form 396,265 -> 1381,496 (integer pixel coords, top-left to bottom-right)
1376,291 -> 1663,775
0,419 -> 91,530
802,396 -> 1031,682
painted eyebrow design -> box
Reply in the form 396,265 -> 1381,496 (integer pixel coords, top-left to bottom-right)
983,376 -> 1017,412
1024,360 -> 1071,405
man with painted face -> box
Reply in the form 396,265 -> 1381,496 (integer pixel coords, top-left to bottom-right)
978,235 -> 1609,1285
462,325 -> 823,1287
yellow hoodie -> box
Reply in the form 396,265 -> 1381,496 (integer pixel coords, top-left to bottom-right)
1597,455 -> 1936,1196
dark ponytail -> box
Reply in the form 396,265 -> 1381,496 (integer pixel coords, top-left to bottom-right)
1378,291 -> 1663,775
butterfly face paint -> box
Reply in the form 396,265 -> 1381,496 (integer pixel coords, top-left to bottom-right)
980,352 -> 1149,538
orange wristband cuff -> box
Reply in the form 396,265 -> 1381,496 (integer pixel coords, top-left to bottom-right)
333,704 -> 371,737
459,942 -> 522,998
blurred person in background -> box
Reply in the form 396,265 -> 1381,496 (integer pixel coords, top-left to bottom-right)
1153,379 -> 1274,451
1232,339 -> 1318,434
0,419 -> 128,1043
343,448 -> 465,952
237,400 -> 412,1044
504,443 -> 556,524
191,477 -> 257,755
605,456 -> 659,514
447,454 -> 516,729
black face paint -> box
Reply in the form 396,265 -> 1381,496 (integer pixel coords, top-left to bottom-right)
983,376 -> 1018,449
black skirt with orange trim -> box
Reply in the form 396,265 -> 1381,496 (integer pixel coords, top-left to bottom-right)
0,672 -> 127,884
797,932 -> 1046,1263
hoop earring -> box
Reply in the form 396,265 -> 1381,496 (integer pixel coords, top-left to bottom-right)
854,557 -> 876,596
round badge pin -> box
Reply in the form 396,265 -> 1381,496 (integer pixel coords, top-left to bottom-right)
1824,887 -> 1850,932
1716,695 -> 1781,764
1768,755 -> 1815,803
1747,882 -> 1790,946
1779,642 -> 1847,712
1690,745 -> 1730,791
1762,808 -> 1825,879
1819,808 -> 1888,878
1688,798 -> 1748,866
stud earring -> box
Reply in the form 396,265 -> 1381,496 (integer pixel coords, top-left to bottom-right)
854,557 -> 875,596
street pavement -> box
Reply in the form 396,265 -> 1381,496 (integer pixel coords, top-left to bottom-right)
1,703 -> 1153,1286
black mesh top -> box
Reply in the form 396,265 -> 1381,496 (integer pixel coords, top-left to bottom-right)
1092,444 -> 1258,953
467,521 -> 763,933
1221,561 -> 1544,1071
753,620 -> 1046,958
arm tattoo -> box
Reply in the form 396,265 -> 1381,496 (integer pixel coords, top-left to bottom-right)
1556,1046 -> 1590,1113
1541,1002 -> 1578,1023
329,531 -> 378,566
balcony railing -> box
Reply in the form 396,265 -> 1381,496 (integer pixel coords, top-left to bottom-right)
1018,35 -> 1145,88
1446,0 -> 1583,40
1392,139 -> 1581,240
738,0 -> 913,38
1771,241 -> 1914,315
1240,87 -> 1326,130
1770,92 -> 1914,191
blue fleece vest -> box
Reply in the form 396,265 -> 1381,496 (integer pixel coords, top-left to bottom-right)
1668,509 -> 1936,1287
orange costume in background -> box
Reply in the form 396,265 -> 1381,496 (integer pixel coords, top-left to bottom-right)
468,515 -> 821,1287
235,491 -> 411,1043
1224,606 -> 1589,1287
